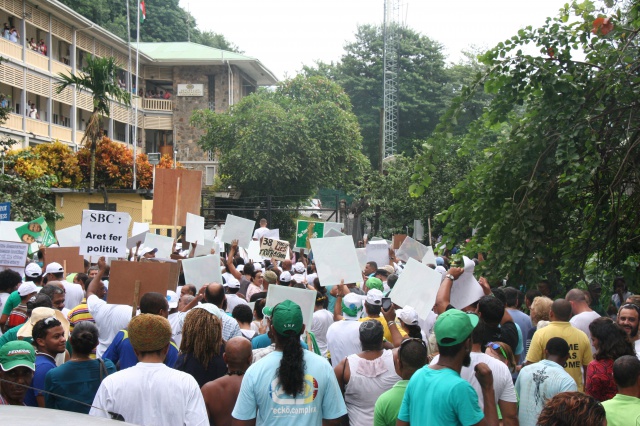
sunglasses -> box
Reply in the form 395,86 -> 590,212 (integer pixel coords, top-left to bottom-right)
619,303 -> 640,313
487,342 -> 508,360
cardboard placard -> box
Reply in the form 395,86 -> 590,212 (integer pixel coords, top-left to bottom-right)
152,169 -> 203,227
144,233 -> 174,259
390,258 -> 441,320
194,236 -> 215,257
395,236 -> 429,262
259,237 -> 289,260
45,247 -> 85,274
186,213 -> 205,245
55,225 -> 81,247
296,220 -> 324,249
108,260 -> 178,305
15,217 -> 56,254
366,241 -> 389,269
265,284 -> 316,331
393,234 -> 407,250
323,222 -> 343,237
181,254 -> 222,291
80,210 -> 131,257
0,240 -> 28,268
421,246 -> 437,266
450,256 -> 485,309
222,215 -> 255,249
310,235 -> 361,286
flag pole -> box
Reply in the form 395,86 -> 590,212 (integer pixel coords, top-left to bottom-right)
126,0 -> 133,159
133,0 -> 141,190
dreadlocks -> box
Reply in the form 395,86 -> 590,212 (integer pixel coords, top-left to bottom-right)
179,308 -> 222,367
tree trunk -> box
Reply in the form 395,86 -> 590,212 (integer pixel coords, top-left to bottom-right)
90,137 -> 96,190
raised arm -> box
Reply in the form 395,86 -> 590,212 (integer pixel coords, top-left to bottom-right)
333,280 -> 348,321
86,257 -> 107,298
226,240 -> 242,280
435,267 -> 463,314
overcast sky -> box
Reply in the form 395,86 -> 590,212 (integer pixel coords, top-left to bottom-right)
180,0 -> 569,80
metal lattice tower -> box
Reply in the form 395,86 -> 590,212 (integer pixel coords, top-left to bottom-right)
383,0 -> 400,160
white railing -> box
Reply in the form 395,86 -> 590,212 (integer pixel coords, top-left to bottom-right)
26,117 -> 49,136
143,98 -> 173,112
0,37 -> 23,61
26,49 -> 49,71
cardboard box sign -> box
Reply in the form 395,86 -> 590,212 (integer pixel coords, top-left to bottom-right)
45,247 -> 85,274
152,169 -> 203,227
393,234 -> 407,250
107,260 -> 180,305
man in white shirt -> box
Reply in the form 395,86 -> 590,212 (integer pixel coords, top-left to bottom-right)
327,292 -> 362,366
252,219 -> 269,241
90,313 -> 207,425
430,316 -> 518,426
566,289 -> 601,354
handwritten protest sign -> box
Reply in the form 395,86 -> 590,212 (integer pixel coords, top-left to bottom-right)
15,217 -> 56,254
55,225 -> 81,247
221,215 -> 254,248
390,258 -> 441,320
0,241 -> 28,268
295,220 -> 324,249
259,237 -> 289,260
182,254 -> 222,291
449,256 -> 485,309
80,210 -> 131,257
310,235 -> 361,286
186,213 -> 205,245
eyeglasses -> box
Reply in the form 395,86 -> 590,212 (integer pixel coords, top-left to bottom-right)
398,337 -> 428,359
487,342 -> 508,360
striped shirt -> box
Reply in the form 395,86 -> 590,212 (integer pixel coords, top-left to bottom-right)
67,298 -> 94,332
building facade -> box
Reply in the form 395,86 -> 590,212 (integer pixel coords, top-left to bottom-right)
0,0 -> 278,184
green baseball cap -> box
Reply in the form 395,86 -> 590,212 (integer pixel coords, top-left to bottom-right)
263,300 -> 303,335
0,340 -> 36,371
434,309 -> 479,347
366,277 -> 384,292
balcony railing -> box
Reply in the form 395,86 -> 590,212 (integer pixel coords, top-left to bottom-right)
143,98 -> 173,112
3,113 -> 24,131
51,60 -> 72,76
0,37 -> 23,61
26,49 -> 49,71
26,117 -> 49,137
51,124 -> 72,142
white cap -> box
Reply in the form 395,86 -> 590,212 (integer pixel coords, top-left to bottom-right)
166,290 -> 179,309
279,271 -> 292,283
140,247 -> 158,256
397,305 -> 419,326
18,282 -> 39,297
365,289 -> 383,306
44,262 -> 64,275
24,263 -> 42,278
293,262 -> 305,273
226,277 -> 241,289
253,262 -> 263,272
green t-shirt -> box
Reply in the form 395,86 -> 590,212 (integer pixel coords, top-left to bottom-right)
602,394 -> 640,426
0,323 -> 32,347
2,291 -> 21,316
374,379 -> 408,426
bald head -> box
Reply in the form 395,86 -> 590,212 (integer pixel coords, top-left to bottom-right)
224,336 -> 253,370
565,289 -> 587,303
204,282 -> 225,307
551,299 -> 572,321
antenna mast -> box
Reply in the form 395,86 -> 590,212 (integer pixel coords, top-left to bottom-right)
382,0 -> 400,160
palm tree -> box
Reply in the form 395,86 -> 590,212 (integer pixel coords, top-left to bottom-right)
56,55 -> 131,190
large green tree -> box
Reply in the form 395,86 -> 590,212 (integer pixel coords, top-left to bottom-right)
412,0 -> 640,290
56,55 -> 131,190
192,75 -> 369,200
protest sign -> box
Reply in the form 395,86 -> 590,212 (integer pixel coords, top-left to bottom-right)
131,222 -> 149,236
126,231 -> 147,250
295,220 -> 324,249
182,254 -> 222,291
80,210 -> 131,257
390,258 -> 441,320
0,202 -> 10,221
395,236 -> 428,262
0,221 -> 26,242
144,233 -> 174,259
421,246 -> 437,266
186,213 -> 205,245
259,237 -> 289,260
450,256 -> 485,310
266,284 -> 316,331
310,235 -> 361,286
55,225 -> 81,248
45,247 -> 84,273
152,169 -> 202,226
0,241 -> 28,268
393,234 -> 407,250
247,240 -> 263,261
194,230 -> 216,257
323,222 -> 343,237
108,260 -> 177,305
325,228 -> 346,238
15,217 -> 56,254
355,248 -> 368,271
264,229 -> 280,240
221,215 -> 255,248
366,241 -> 389,269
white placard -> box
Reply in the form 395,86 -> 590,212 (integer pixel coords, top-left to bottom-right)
0,221 -> 27,242
265,284 -> 316,331
356,248 -> 368,271
222,215 -> 255,248
144,233 -> 175,259
396,236 -> 428,262
450,256 -> 485,309
55,225 -> 81,247
390,258 -> 441,320
323,222 -> 343,236
131,222 -> 149,236
310,235 -> 361,287
181,254 -> 222,291
325,228 -> 346,238
247,240 -> 263,261
366,241 -> 389,269
0,240 -> 29,268
185,213 -> 205,245
194,230 -> 216,257
80,210 -> 131,257
127,231 -> 147,250
421,246 -> 437,266
259,237 -> 289,260
264,229 -> 280,240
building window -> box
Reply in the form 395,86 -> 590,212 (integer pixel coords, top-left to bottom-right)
208,75 -> 216,110
205,166 -> 216,186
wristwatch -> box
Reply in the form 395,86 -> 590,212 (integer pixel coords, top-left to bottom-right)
445,273 -> 456,281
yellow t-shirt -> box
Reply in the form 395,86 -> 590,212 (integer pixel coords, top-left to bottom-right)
525,321 -> 592,391
359,315 -> 393,343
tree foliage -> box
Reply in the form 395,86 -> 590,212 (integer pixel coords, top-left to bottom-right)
0,174 -> 62,222
412,0 -> 640,290
192,75 -> 369,200
10,141 -> 82,188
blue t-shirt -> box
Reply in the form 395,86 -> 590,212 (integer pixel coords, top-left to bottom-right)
398,367 -> 484,426
24,353 -> 57,407
232,350 -> 347,425
103,330 -> 178,370
251,333 -> 309,350
44,358 -> 117,414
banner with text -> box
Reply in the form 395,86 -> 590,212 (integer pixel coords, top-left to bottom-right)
259,237 -> 289,260
295,220 -> 324,249
80,210 -> 131,257
0,240 -> 28,268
